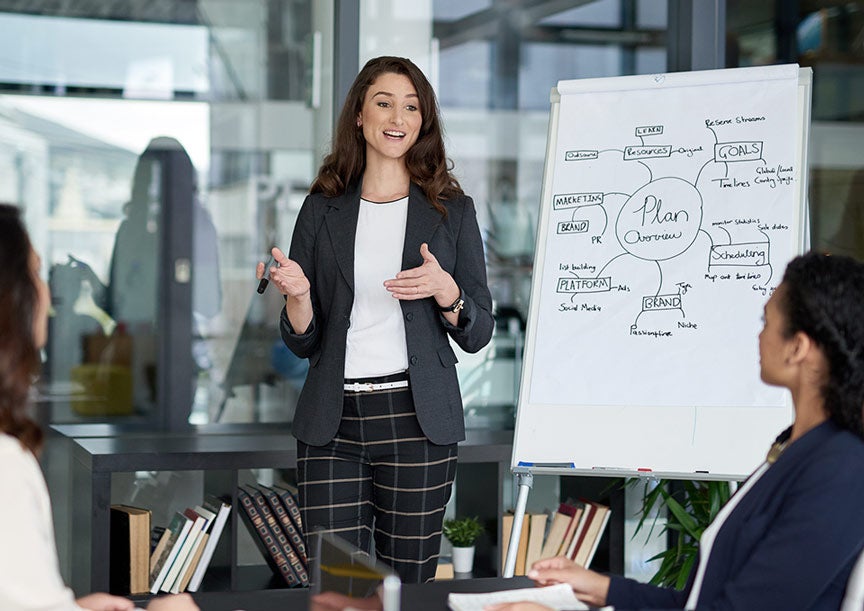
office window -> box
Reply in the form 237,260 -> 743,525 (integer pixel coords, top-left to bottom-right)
727,1 -> 864,262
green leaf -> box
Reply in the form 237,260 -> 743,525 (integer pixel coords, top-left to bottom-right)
660,491 -> 700,539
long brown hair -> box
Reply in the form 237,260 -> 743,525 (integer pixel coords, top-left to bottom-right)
0,204 -> 43,454
310,56 -> 463,213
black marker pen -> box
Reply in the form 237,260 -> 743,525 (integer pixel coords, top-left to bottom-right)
257,254 -> 277,294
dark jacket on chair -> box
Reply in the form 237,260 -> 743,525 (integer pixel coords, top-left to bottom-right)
281,182 -> 494,447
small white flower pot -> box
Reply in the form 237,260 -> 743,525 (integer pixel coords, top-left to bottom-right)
452,545 -> 475,573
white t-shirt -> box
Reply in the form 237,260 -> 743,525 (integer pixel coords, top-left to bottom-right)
344,197 -> 410,379
0,434 -> 82,610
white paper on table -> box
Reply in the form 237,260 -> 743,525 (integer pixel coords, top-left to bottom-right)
447,583 -> 590,611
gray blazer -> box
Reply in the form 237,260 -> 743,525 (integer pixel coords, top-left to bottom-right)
281,182 -> 494,446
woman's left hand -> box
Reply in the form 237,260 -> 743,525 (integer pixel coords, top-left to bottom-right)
384,243 -> 459,307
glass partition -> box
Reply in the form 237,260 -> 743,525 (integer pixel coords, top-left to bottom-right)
415,0 -> 668,428
1,0 -> 331,428
727,1 -> 864,262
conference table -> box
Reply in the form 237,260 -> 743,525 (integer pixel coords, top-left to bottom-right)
189,576 -> 537,611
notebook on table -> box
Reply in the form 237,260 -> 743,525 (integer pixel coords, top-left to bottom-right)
307,530 -> 401,611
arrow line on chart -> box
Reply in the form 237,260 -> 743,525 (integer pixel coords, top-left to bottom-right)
599,204 -> 608,234
596,252 -> 628,277
695,159 -> 713,185
599,148 -> 624,155
706,125 -> 719,144
718,225 -> 732,245
637,161 -> 653,182
698,228 -> 715,247
639,136 -> 645,146
653,260 -> 663,297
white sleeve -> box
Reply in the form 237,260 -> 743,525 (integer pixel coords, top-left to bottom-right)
0,436 -> 83,611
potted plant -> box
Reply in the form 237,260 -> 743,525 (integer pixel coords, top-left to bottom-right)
443,516 -> 484,573
632,479 -> 732,587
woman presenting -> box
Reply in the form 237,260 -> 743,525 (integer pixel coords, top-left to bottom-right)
489,251 -> 864,611
258,56 -> 494,583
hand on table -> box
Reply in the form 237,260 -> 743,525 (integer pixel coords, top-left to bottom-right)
75,593 -> 135,611
310,591 -> 383,610
527,556 -> 610,608
146,593 -> 200,611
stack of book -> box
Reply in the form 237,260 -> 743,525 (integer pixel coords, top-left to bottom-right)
501,499 -> 611,575
236,483 -> 309,587
148,495 -> 232,594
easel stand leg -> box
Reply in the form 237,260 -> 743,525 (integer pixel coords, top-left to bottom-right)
503,470 -> 533,578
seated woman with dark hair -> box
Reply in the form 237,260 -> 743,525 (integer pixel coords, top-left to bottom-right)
0,203 -> 198,611
489,251 -> 864,611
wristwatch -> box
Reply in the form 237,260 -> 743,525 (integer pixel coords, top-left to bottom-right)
438,296 -> 465,313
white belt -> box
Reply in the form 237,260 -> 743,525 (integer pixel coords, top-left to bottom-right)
343,380 -> 409,393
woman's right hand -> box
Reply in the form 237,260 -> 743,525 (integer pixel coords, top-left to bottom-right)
146,593 -> 200,611
256,247 -> 310,300
526,556 -> 610,608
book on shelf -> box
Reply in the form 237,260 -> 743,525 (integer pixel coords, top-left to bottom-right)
435,559 -> 454,580
150,525 -> 166,554
255,484 -> 309,579
175,532 -> 209,593
149,526 -> 172,581
514,513 -> 531,576
168,505 -> 216,594
150,511 -> 193,593
237,485 -> 303,587
160,508 -> 207,593
564,501 -> 594,560
573,500 -> 611,569
271,484 -> 307,563
500,512 -> 530,575
187,495 -> 232,593
524,512 -> 548,573
109,504 -> 151,595
500,513 -> 514,575
555,502 -> 585,558
539,505 -> 571,561
246,484 -> 307,585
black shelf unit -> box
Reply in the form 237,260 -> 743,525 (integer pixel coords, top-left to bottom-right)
54,424 -> 513,597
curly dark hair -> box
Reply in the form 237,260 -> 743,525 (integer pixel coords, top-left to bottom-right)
310,56 -> 463,213
779,251 -> 864,438
0,204 -> 43,454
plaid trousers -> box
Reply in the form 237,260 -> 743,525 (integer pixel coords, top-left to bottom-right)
297,371 -> 458,583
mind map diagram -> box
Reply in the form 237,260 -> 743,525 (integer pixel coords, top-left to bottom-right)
547,112 -> 798,337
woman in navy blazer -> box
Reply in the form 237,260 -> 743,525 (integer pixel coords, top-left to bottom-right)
257,57 -> 493,583
490,252 -> 864,611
